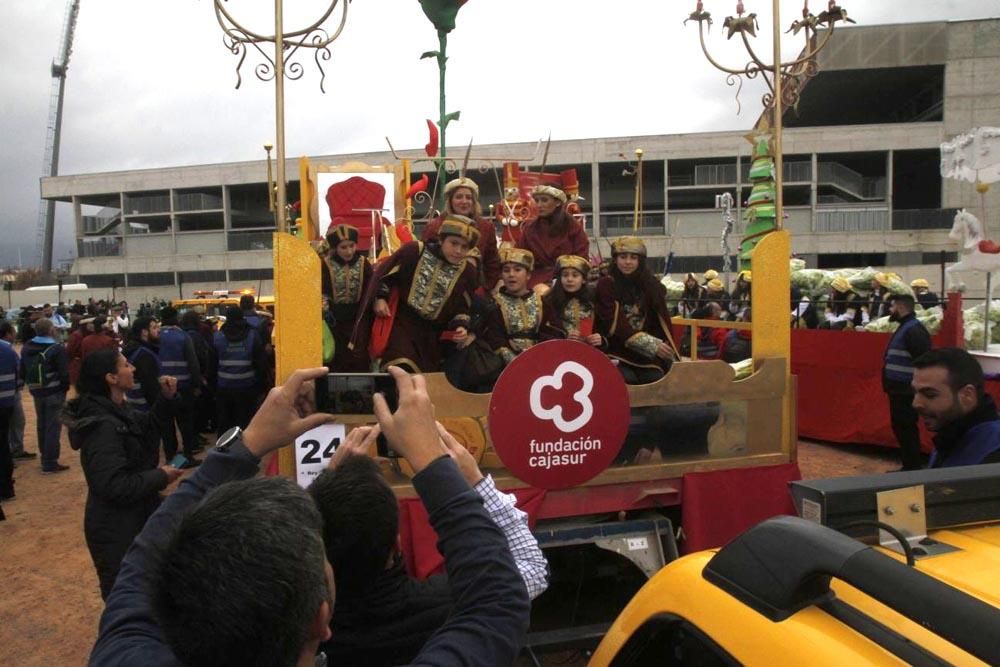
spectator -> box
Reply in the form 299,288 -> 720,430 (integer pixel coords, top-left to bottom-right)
122,317 -> 162,413
913,347 -> 1000,467
67,317 -> 96,388
158,307 -> 203,466
20,318 -> 70,473
65,348 -> 184,599
81,316 -> 119,359
89,367 -> 530,667
213,307 -> 267,436
883,294 -> 933,471
309,422 -> 548,666
0,323 -> 17,500
1,321 -> 33,461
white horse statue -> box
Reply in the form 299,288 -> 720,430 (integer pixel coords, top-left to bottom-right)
946,209 -> 1000,291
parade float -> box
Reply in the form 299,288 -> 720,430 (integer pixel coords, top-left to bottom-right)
212,0 -> 866,650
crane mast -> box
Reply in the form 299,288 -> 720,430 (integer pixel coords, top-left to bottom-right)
36,0 -> 80,274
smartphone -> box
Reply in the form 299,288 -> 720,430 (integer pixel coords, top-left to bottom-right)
315,373 -> 399,457
169,454 -> 188,468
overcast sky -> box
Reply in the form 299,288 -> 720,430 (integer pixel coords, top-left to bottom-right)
1,0 -> 996,268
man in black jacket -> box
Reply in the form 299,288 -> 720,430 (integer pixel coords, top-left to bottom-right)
882,294 -> 933,471
89,367 -> 530,667
122,317 -> 161,413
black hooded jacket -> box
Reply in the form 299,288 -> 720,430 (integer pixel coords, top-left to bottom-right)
64,393 -> 172,582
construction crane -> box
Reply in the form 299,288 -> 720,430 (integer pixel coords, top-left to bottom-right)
36,0 -> 81,274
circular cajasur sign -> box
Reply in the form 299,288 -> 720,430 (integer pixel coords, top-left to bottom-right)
488,340 -> 630,489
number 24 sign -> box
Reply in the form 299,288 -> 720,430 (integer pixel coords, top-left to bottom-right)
294,423 -> 346,489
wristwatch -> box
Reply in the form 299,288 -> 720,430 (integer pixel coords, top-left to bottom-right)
215,426 -> 243,452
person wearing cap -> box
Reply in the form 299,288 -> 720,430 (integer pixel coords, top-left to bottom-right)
422,177 -> 502,290
483,248 -> 545,366
322,224 -> 373,371
883,294 -> 933,470
911,278 -> 940,310
516,178 -> 590,289
701,269 -> 719,287
729,270 -> 752,320
370,216 -> 479,372
596,237 -> 678,384
540,255 -> 603,348
869,272 -> 895,319
80,315 -> 120,360
678,273 -> 705,318
822,277 -> 868,330
703,277 -> 730,318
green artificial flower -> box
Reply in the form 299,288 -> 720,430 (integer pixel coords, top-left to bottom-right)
418,0 -> 468,33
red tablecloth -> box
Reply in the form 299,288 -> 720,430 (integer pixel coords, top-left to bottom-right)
792,329 -> 937,452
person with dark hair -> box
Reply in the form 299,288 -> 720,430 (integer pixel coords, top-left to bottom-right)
157,306 -> 202,466
180,309 -> 216,440
66,316 -> 96,387
0,321 -> 18,500
321,224 -> 372,371
516,178 -> 590,289
422,177 -> 503,290
913,347 -> 1000,467
309,421 -> 547,666
882,293 -> 933,471
122,317 -> 161,413
238,294 -> 261,330
65,348 -> 184,599
367,216 -> 480,372
1,320 -> 33,462
596,237 -> 678,385
540,254 -> 603,348
822,277 -> 868,330
90,366 -> 531,667
728,270 -> 752,321
213,306 -> 267,436
80,315 -> 118,360
20,318 -> 70,473
483,248 -> 545,366
911,278 -> 941,310
721,308 -> 753,363
677,273 -> 705,318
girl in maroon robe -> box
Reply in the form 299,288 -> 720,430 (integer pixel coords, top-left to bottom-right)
540,255 -> 604,350
421,177 -> 501,291
596,237 -> 678,385
516,181 -> 590,289
371,215 -> 480,372
321,224 -> 372,371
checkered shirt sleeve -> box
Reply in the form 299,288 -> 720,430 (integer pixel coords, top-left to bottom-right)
475,475 -> 550,600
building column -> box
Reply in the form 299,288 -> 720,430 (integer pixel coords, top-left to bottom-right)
223,184 -> 232,283
886,149 -> 894,231
810,153 -> 818,232
72,196 -> 82,280
590,161 -> 601,242
120,192 -> 129,288
662,158 -> 670,236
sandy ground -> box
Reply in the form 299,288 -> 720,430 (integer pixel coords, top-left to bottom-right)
0,395 -> 897,666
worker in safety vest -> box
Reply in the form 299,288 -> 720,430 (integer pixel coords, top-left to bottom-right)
157,307 -> 203,466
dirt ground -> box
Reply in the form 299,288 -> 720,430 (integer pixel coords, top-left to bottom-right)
0,396 -> 897,666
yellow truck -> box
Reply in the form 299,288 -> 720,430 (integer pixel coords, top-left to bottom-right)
590,464 -> 1000,666
172,289 -> 274,323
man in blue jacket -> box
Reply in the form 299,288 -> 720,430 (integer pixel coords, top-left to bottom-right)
19,318 -> 70,473
882,294 -> 933,470
89,366 -> 530,667
0,322 -> 18,499
913,347 -> 1000,467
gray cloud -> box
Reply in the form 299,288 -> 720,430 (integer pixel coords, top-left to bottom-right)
2,0 -> 997,268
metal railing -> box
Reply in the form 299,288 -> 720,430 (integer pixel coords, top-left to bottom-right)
892,208 -> 958,231
599,211 -> 665,236
815,207 -> 889,232
817,162 -> 886,200
124,194 -> 171,214
77,237 -> 122,257
227,231 -> 273,251
175,193 -> 223,211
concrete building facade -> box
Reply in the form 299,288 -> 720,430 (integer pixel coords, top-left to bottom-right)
39,18 -> 1000,302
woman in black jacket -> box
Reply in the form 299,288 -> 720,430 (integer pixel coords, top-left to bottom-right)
64,348 -> 183,599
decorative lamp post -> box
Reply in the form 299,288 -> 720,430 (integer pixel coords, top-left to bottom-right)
213,0 -> 352,232
686,0 -> 854,265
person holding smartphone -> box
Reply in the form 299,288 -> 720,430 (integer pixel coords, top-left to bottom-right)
65,348 -> 184,599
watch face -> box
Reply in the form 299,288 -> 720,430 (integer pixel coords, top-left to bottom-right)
216,426 -> 241,450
